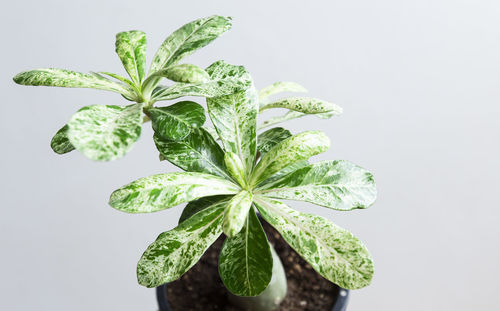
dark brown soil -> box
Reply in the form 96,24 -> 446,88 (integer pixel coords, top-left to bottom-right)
165,220 -> 338,311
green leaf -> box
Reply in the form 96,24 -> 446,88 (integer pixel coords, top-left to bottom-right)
147,101 -> 205,140
50,125 -> 75,154
250,131 -> 330,186
137,201 -> 226,287
254,197 -> 374,289
258,110 -> 337,131
67,104 -> 142,161
219,207 -> 272,296
109,172 -> 239,213
179,195 -> 231,224
260,97 -> 343,115
150,64 -> 210,84
258,81 -> 307,101
257,127 -> 292,155
259,160 -> 310,187
115,30 -> 147,84
149,15 -> 232,74
224,151 -> 247,188
222,190 -> 253,237
153,128 -> 229,179
257,160 -> 377,211
13,68 -> 134,97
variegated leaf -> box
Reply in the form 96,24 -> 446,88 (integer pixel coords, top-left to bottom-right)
250,131 -> 330,186
224,151 -> 247,188
254,197 -> 374,289
258,81 -> 308,101
50,125 -> 75,154
222,190 -> 253,237
219,207 -> 272,296
13,69 -> 134,97
149,64 -> 210,84
258,110 -> 338,131
257,160 -> 377,211
258,160 -> 309,187
149,15 -> 232,74
260,97 -> 343,115
147,101 -> 205,140
179,195 -> 231,224
153,128 -> 229,179
109,172 -> 239,213
137,201 -> 226,287
67,104 -> 142,161
257,127 -> 292,155
115,30 -> 147,84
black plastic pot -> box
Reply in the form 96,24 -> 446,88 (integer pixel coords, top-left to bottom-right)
156,283 -> 349,311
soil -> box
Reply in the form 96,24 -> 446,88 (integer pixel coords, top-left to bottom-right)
165,219 -> 339,311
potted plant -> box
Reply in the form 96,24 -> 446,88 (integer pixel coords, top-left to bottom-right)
13,15 -> 377,310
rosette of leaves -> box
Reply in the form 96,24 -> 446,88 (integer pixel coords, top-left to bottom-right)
109,65 -> 377,296
13,15 -> 251,161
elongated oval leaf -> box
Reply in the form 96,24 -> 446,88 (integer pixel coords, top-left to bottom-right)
147,101 -> 205,140
257,127 -> 292,155
254,197 -> 374,289
179,195 -> 231,224
219,207 -> 272,296
222,190 -> 253,237
115,30 -> 147,84
137,201 -> 226,287
50,124 -> 75,154
258,81 -> 308,101
260,97 -> 343,115
154,128 -> 229,179
251,131 -> 330,186
67,104 -> 142,161
258,160 -> 377,211
149,16 -> 232,74
224,151 -> 247,188
258,110 -> 338,131
109,172 -> 239,213
258,160 -> 310,187
152,64 -> 210,83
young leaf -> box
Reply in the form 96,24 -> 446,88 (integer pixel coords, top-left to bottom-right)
222,190 -> 253,237
67,104 -> 142,161
115,30 -> 147,84
149,15 -> 232,74
224,151 -> 247,188
50,125 -> 75,154
154,128 -> 229,179
219,207 -> 272,296
258,160 -> 310,187
260,97 -> 343,115
150,64 -> 210,84
250,131 -> 330,186
257,160 -> 377,211
254,197 -> 374,290
13,68 -> 134,97
146,101 -> 205,140
137,201 -> 226,288
258,81 -> 308,101
109,172 -> 239,213
257,127 -> 292,155
179,195 -> 231,224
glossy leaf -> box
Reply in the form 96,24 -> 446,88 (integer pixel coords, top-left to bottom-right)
258,81 -> 307,101
257,127 -> 291,155
254,197 -> 374,289
137,201 -> 226,287
154,128 -> 229,179
219,207 -> 272,296
150,64 -> 210,83
147,101 -> 205,140
67,104 -> 142,161
258,110 -> 338,131
258,160 -> 309,187
250,131 -> 330,186
115,30 -> 147,84
179,195 -> 231,224
222,190 -> 253,237
109,172 -> 239,213
50,125 -> 74,154
224,151 -> 247,188
260,97 -> 343,115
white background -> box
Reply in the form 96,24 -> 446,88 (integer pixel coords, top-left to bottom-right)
1,1 -> 499,310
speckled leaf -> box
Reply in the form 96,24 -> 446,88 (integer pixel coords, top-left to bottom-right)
147,101 -> 205,140
151,64 -> 210,84
219,207 -> 272,296
224,151 -> 247,188
250,131 -> 330,186
179,195 -> 231,224
115,30 -> 147,84
259,160 -> 309,187
67,104 -> 142,161
13,68 -> 134,97
137,201 -> 226,287
257,160 -> 377,211
260,97 -> 343,115
50,125 -> 74,154
109,172 -> 239,213
258,110 -> 338,131
153,128 -> 229,179
258,81 -> 308,101
257,127 -> 292,155
222,190 -> 253,237
149,16 -> 232,74
254,197 -> 374,289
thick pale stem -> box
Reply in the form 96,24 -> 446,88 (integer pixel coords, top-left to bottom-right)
228,245 -> 287,310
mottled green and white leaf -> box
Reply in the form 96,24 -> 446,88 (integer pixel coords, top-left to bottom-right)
179,195 -> 231,224
224,151 -> 247,188
260,97 -> 342,115
115,30 -> 147,84
222,190 -> 253,237
258,110 -> 339,131
148,64 -> 210,84
257,127 -> 291,155
258,81 -> 307,101
50,125 -> 74,154
147,101 -> 205,140
258,160 -> 310,187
